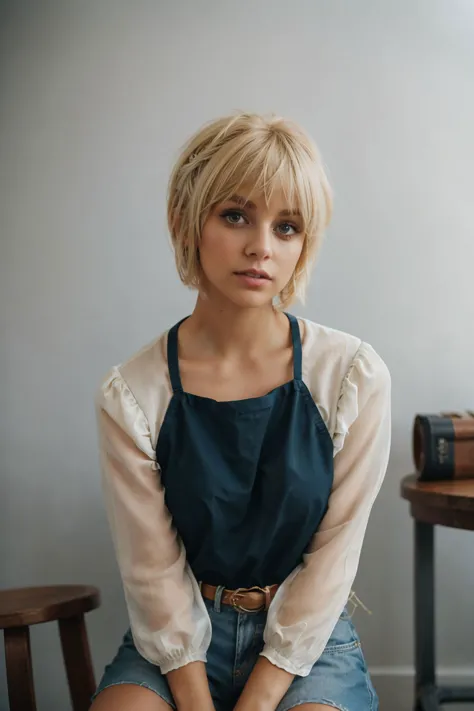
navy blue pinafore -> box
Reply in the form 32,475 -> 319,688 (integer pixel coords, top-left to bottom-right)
156,313 -> 334,590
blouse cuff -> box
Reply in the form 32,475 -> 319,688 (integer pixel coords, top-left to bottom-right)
260,645 -> 313,678
156,649 -> 208,675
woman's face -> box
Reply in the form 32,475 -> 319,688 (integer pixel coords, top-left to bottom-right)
198,185 -> 305,309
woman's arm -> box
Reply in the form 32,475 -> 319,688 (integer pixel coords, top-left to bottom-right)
235,341 -> 391,710
233,657 -> 294,711
167,663 -> 215,711
97,368 -> 213,709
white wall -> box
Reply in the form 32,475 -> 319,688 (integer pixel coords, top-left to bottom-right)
1,1 -> 474,709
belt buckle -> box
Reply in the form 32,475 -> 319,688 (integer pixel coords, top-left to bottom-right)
230,586 -> 269,613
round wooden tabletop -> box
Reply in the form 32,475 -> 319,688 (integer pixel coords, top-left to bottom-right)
401,474 -> 474,531
0,585 -> 100,630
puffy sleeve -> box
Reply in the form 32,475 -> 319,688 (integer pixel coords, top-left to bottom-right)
261,342 -> 391,677
96,367 -> 212,674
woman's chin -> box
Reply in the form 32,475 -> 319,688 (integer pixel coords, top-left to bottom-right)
208,285 -> 275,309
235,295 -> 272,309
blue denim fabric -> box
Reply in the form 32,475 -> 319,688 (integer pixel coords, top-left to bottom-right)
92,595 -> 378,710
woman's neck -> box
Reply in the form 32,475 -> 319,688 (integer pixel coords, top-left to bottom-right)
182,295 -> 290,360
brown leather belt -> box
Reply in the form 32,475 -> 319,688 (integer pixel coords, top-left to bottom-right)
200,583 -> 279,613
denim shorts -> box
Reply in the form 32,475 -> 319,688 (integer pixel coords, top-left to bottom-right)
92,595 -> 378,711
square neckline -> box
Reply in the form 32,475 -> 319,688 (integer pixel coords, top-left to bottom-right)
166,313 -> 305,406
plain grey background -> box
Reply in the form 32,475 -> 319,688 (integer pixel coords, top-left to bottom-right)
1,1 -> 474,709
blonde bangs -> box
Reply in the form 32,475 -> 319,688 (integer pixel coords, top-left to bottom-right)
167,113 -> 333,305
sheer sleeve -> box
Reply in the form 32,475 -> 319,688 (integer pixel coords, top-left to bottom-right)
96,367 -> 212,674
261,342 -> 391,677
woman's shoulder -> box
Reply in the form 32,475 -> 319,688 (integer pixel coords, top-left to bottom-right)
300,317 -> 389,376
96,328 -> 172,441
300,317 -> 361,363
299,317 -> 390,446
99,328 -> 169,390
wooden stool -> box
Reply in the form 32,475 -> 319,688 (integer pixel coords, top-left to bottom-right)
401,475 -> 474,710
0,584 -> 100,711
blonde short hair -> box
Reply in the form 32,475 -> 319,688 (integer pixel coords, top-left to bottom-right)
167,112 -> 333,307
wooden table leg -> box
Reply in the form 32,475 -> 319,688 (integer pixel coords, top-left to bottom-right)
4,626 -> 37,711
414,520 -> 438,711
59,614 -> 96,711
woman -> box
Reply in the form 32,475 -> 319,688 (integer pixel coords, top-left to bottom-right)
91,112 -> 391,711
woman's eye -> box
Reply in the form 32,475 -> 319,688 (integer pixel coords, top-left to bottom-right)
276,223 -> 298,238
219,210 -> 299,237
221,210 -> 246,226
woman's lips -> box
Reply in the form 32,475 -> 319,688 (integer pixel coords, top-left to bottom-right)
233,270 -> 272,288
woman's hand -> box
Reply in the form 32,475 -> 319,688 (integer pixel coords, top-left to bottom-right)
167,661 -> 215,711
233,656 -> 294,711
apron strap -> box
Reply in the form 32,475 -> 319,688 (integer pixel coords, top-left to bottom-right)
168,314 -> 302,391
167,319 -> 187,394
286,312 -> 303,381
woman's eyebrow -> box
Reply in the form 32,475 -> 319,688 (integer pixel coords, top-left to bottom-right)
227,194 -> 301,217
228,194 -> 256,209
279,208 -> 302,217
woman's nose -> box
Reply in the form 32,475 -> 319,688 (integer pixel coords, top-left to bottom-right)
244,225 -> 273,259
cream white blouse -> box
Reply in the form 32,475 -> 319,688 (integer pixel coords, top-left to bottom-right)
96,317 -> 391,677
